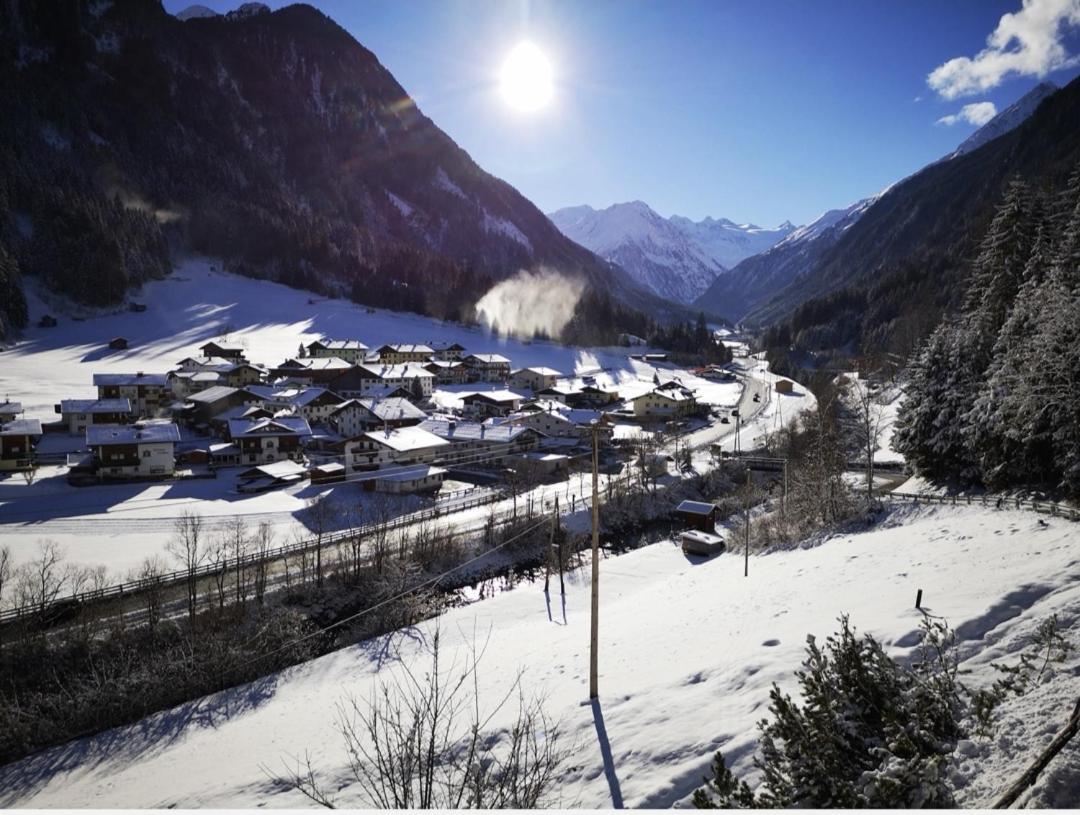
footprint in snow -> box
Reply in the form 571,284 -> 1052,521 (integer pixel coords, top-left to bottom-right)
762,639 -> 780,647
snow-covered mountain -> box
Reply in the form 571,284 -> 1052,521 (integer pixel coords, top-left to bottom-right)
175,4 -> 220,20
693,196 -> 876,322
947,82 -> 1057,160
548,201 -> 795,304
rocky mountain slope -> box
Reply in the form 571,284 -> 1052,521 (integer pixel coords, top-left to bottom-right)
0,1 -> 671,338
549,201 -> 794,304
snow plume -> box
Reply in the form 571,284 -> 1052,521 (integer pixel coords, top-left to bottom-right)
112,188 -> 183,224
937,101 -> 998,126
927,0 -> 1080,100
475,268 -> 585,339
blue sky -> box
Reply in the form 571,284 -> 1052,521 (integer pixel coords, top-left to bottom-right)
165,0 -> 1080,226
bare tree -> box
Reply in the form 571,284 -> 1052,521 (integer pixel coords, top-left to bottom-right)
271,630 -> 563,809
251,521 -> 274,606
137,555 -> 168,630
225,516 -> 251,608
167,511 -> 205,623
0,544 -> 12,651
15,539 -> 66,622
840,371 -> 890,505
306,496 -> 340,588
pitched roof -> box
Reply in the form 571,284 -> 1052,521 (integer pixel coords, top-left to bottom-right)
515,366 -> 562,377
307,338 -> 368,352
92,372 -> 169,387
420,418 -> 536,444
362,425 -> 449,452
0,418 -> 42,436
59,398 -> 132,414
378,343 -> 434,354
188,385 -> 241,404
375,465 -> 447,482
676,500 -> 717,516
86,423 -> 181,445
462,390 -> 525,405
228,416 -> 312,437
465,353 -> 510,364
0,401 -> 23,415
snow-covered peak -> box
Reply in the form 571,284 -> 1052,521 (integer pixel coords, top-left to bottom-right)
947,82 -> 1057,160
771,196 -> 878,250
175,4 -> 220,20
226,2 -> 270,20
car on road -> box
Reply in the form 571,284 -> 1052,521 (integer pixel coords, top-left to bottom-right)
731,409 -> 740,417
720,417 -> 730,424
753,394 -> 761,402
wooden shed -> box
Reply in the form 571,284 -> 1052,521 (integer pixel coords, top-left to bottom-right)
108,337 -> 129,350
775,379 -> 794,394
675,499 -> 719,530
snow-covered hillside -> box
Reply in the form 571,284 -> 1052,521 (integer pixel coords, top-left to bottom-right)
3,500 -> 1077,808
947,82 -> 1057,161
548,202 -> 796,305
0,258 -> 746,572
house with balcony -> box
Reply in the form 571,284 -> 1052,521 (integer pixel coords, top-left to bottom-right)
86,422 -> 180,479
0,418 -> 42,471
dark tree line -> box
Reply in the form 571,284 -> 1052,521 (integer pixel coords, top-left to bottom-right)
894,167 -> 1080,495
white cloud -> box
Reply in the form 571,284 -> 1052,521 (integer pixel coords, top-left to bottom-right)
927,0 -> 1080,99
936,101 -> 999,126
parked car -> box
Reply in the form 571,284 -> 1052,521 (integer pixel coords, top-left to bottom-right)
720,417 -> 730,424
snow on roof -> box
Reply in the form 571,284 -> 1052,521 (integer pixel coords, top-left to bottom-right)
375,465 -> 447,483
679,529 -> 725,545
466,353 -> 510,364
199,341 -> 244,352
463,390 -> 524,404
362,425 -> 449,452
357,363 -> 435,380
516,366 -> 562,377
420,418 -> 534,444
288,387 -> 343,407
240,460 -> 307,480
379,344 -> 434,354
0,418 -> 42,436
676,500 -> 716,516
228,416 -> 311,437
363,397 -> 427,422
86,423 -> 181,445
60,398 -> 132,413
308,338 -> 368,351
188,385 -> 240,404
0,401 -> 23,414
92,372 -> 169,387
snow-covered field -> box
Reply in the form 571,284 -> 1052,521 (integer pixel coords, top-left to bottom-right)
0,260 -> 745,573
4,500 -> 1076,808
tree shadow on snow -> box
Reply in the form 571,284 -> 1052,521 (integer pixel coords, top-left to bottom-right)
0,673 -> 281,806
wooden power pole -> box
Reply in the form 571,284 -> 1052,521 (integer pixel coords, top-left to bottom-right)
744,470 -> 751,577
590,422 -> 601,700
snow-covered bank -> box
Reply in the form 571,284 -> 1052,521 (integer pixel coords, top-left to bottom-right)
3,501 -> 1076,808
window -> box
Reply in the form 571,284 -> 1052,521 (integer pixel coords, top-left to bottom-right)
142,450 -> 151,458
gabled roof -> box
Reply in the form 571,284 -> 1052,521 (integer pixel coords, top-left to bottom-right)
465,353 -> 510,365
199,340 -> 244,352
92,372 -> 169,387
0,418 -> 42,436
361,426 -> 449,453
357,364 -> 435,380
228,416 -> 312,438
188,385 -> 241,404
331,396 -> 426,423
59,398 -> 132,414
462,390 -> 525,405
420,418 -> 537,444
0,401 -> 23,415
378,343 -> 434,355
514,366 -> 562,377
86,423 -> 180,445
239,460 -> 307,480
307,338 -> 368,352
375,465 -> 447,483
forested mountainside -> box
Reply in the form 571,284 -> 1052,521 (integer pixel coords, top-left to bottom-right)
894,169 -> 1080,496
692,197 -> 874,323
759,76 -> 1080,370
0,1 -> 677,340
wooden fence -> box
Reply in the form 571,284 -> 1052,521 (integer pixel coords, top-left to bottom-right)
883,490 -> 1080,522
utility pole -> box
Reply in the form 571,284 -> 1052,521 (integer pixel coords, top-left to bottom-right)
590,422 -> 601,700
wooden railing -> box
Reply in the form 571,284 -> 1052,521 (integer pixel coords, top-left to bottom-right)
883,491 -> 1080,522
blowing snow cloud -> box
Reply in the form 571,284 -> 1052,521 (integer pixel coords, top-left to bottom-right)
475,268 -> 585,340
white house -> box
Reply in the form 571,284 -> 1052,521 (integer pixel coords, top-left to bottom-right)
372,465 -> 447,494
463,353 -> 511,382
510,367 -> 562,391
57,398 -> 133,434
305,338 -> 369,364
93,372 -> 171,417
630,387 -> 697,419
86,422 -> 180,479
344,425 -> 449,473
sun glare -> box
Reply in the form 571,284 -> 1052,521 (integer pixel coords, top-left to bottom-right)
499,41 -> 554,113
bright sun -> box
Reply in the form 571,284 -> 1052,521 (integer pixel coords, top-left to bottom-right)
499,41 -> 554,113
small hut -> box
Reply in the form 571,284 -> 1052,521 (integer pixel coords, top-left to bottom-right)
38,315 -> 58,328
675,499 -> 719,530
775,379 -> 794,394
108,337 -> 129,350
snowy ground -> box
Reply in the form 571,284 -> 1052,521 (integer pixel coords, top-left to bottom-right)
0,259 -> 746,574
3,501 -> 1075,808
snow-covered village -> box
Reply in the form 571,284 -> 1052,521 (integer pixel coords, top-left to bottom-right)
1,0 -> 1079,811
